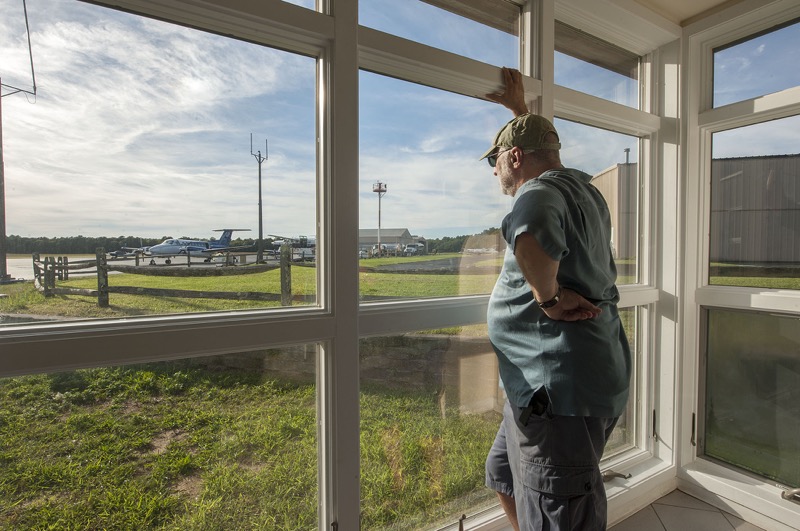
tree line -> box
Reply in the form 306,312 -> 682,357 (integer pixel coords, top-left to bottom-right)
6,230 -> 503,255
426,227 -> 503,254
4,235 -> 257,255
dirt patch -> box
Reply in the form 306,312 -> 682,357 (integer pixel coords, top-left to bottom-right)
150,428 -> 188,455
174,474 -> 203,499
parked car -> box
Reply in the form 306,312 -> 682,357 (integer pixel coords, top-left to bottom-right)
404,243 -> 425,256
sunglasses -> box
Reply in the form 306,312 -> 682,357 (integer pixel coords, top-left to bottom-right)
487,148 -> 512,168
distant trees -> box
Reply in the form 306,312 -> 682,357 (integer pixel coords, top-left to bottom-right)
427,227 -> 503,254
6,235 -> 167,255
6,231 -> 500,255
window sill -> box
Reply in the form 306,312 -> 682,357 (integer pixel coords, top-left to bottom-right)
679,460 -> 800,531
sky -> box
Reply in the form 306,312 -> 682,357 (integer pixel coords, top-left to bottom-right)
0,0 -> 797,240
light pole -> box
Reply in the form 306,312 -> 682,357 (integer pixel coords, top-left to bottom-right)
373,181 -> 387,256
251,134 -> 267,263
0,81 -> 9,282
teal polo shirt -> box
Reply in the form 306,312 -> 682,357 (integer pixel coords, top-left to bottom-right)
487,169 -> 631,417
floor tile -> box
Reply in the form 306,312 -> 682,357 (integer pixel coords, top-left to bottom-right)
654,489 -> 721,512
609,505 -> 665,531
652,504 -> 735,531
722,511 -> 765,531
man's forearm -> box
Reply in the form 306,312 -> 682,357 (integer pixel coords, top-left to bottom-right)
513,232 -> 560,303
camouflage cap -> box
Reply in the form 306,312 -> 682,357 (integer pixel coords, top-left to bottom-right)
479,113 -> 561,160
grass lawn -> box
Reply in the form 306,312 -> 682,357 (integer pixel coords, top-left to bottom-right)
1,256 -> 797,529
0,360 -> 499,530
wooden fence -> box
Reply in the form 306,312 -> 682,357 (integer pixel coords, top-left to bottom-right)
32,246 -> 310,307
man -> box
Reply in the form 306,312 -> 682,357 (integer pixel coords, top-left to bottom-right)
481,67 -> 631,531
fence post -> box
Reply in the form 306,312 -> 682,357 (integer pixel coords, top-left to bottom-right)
63,256 -> 69,280
44,257 -> 55,296
280,244 -> 292,306
96,248 -> 109,307
31,252 -> 40,286
56,257 -> 63,281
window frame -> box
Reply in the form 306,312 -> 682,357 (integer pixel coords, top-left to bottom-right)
680,1 -> 800,529
0,0 -> 682,529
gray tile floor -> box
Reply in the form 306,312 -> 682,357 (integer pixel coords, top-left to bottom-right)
609,490 -> 765,531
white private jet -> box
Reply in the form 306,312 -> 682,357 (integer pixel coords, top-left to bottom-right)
122,229 -> 252,264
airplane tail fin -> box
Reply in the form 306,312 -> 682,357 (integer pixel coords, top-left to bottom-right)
218,230 -> 233,247
213,229 -> 250,248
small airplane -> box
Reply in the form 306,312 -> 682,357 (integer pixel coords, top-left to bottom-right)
121,229 -> 252,264
268,234 -> 316,262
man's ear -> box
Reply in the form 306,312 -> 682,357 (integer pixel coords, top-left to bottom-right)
510,146 -> 523,167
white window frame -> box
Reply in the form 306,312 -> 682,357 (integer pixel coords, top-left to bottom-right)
0,0 -> 697,528
680,1 -> 800,529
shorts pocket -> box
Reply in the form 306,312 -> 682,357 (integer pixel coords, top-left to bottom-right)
520,460 -> 595,497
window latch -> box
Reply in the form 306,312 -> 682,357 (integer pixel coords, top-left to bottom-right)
458,513 -> 467,530
602,470 -> 631,482
780,486 -> 800,505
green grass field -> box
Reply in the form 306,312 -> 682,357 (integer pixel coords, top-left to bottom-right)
0,361 -> 499,530
1,256 -> 797,529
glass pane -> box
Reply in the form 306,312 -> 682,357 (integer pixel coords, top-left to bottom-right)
360,327 -> 504,529
0,346 -> 319,529
555,21 -> 639,109
554,119 -> 639,282
0,0 -> 318,324
713,19 -> 800,107
283,0 -> 315,9
704,308 -> 800,489
361,317 -> 637,528
605,307 -> 638,457
709,116 -> 800,289
359,0 -> 518,66
358,72 -> 510,301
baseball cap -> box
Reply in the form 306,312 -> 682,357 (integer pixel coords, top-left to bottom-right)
479,113 -> 561,161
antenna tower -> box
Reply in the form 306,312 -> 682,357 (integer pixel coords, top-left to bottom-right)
1,0 -> 37,283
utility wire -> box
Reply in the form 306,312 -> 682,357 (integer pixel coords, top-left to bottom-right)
1,0 -> 37,98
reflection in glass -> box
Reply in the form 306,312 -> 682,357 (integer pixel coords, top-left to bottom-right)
713,19 -> 800,107
0,346 -> 319,529
359,329 -> 506,529
606,307 -> 638,457
0,0 -> 318,322
359,0 -> 518,66
555,21 -> 640,109
704,309 -> 800,488
360,318 -> 637,528
709,117 -> 800,289
359,72 -> 511,301
555,119 -> 639,282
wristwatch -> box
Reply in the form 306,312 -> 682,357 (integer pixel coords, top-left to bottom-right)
537,286 -> 562,309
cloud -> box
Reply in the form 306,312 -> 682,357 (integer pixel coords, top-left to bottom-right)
1,0 -> 315,238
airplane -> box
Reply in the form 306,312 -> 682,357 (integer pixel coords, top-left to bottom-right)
121,229 -> 252,264
268,234 -> 316,262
